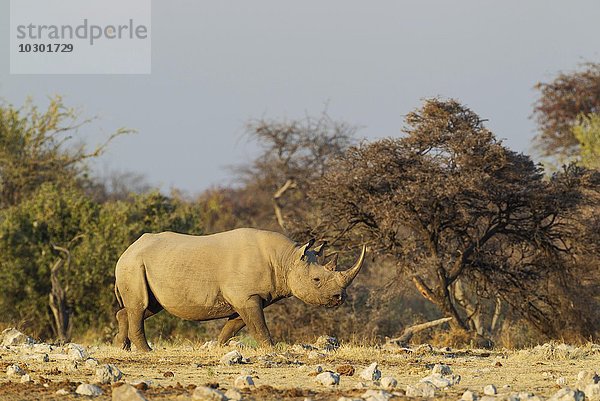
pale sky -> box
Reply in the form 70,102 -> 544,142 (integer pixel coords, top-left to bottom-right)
1,0 -> 599,193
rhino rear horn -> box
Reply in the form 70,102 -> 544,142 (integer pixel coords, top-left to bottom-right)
340,245 -> 366,286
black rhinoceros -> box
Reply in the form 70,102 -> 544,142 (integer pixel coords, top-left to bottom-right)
114,228 -> 366,351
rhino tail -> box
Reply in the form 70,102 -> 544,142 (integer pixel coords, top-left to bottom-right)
115,282 -> 124,308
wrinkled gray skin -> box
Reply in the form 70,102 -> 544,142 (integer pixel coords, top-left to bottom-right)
114,228 -> 366,351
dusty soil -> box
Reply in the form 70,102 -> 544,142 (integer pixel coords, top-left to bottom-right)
0,341 -> 598,400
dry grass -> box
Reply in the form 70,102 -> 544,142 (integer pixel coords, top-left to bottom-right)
0,339 -> 599,400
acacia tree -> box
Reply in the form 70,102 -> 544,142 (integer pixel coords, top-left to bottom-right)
307,99 -> 594,337
533,63 -> 600,161
237,113 -> 355,233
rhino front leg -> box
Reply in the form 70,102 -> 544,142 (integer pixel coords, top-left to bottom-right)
234,296 -> 273,347
218,315 -> 246,345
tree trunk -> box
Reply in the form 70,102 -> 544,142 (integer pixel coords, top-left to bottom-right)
49,245 -> 73,343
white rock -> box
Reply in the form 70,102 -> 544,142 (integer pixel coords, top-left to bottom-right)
234,375 -> 255,388
481,396 -> 497,401
95,364 -> 123,384
362,389 -> 393,401
225,388 -> 243,400
557,377 -> 567,386
308,350 -> 326,359
578,371 -> 600,388
315,335 -> 340,351
32,343 -> 52,353
76,383 -> 103,397
112,383 -> 148,401
228,340 -> 246,349
67,343 -> 88,360
6,364 -> 25,377
55,389 -> 70,395
311,365 -> 324,374
220,350 -> 243,365
406,382 -> 437,398
192,386 -> 227,401
338,397 -> 362,401
585,383 -> 600,401
20,374 -> 32,383
360,362 -> 382,381
484,384 -> 497,395
420,372 -> 460,388
380,376 -> 397,389
548,387 -> 585,401
85,358 -> 99,367
201,340 -> 218,349
1,328 -> 34,346
432,364 -> 452,375
462,390 -> 479,401
315,371 -> 340,386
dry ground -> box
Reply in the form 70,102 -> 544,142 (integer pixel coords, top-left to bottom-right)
0,340 -> 598,400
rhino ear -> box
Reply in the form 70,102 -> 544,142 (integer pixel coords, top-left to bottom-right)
324,253 -> 338,271
315,241 -> 327,263
300,238 -> 316,260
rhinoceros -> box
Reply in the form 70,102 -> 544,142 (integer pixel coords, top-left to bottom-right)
113,228 -> 366,351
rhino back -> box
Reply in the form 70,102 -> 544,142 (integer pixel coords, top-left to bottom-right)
127,229 -> 291,320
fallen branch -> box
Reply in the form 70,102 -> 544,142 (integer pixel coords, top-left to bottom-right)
387,317 -> 453,345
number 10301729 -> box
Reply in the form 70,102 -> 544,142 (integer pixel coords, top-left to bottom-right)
18,43 -> 73,53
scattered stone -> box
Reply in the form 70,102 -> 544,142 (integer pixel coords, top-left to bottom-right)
585,384 -> 600,401
406,382 -> 437,398
37,353 -> 50,363
308,350 -> 326,359
307,365 -> 324,376
32,343 -> 52,353
234,375 -> 254,388
380,376 -> 397,390
201,340 -> 218,350
432,364 -> 452,375
336,364 -> 355,376
95,364 -> 123,384
6,364 -> 25,377
337,397 -> 362,401
1,328 -> 35,346
292,343 -> 318,352
220,350 -> 243,365
20,374 -> 32,383
163,371 -> 174,378
462,390 -> 479,401
420,372 -> 460,388
225,388 -> 243,400
85,358 -> 99,367
76,383 -> 103,397
315,371 -> 340,386
495,361 -> 503,367
360,362 -> 382,381
362,389 -> 393,401
484,384 -> 498,395
67,343 -> 88,360
548,387 -> 585,401
481,397 -> 497,401
557,377 -> 567,386
227,340 -> 245,348
192,386 -> 227,401
578,371 -> 600,388
315,335 -> 340,351
55,389 -> 70,395
112,383 -> 148,401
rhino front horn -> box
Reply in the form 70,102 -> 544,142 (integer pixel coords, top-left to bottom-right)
340,245 -> 366,286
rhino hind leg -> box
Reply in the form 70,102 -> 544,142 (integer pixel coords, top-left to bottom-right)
114,309 -> 131,350
217,315 -> 246,345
